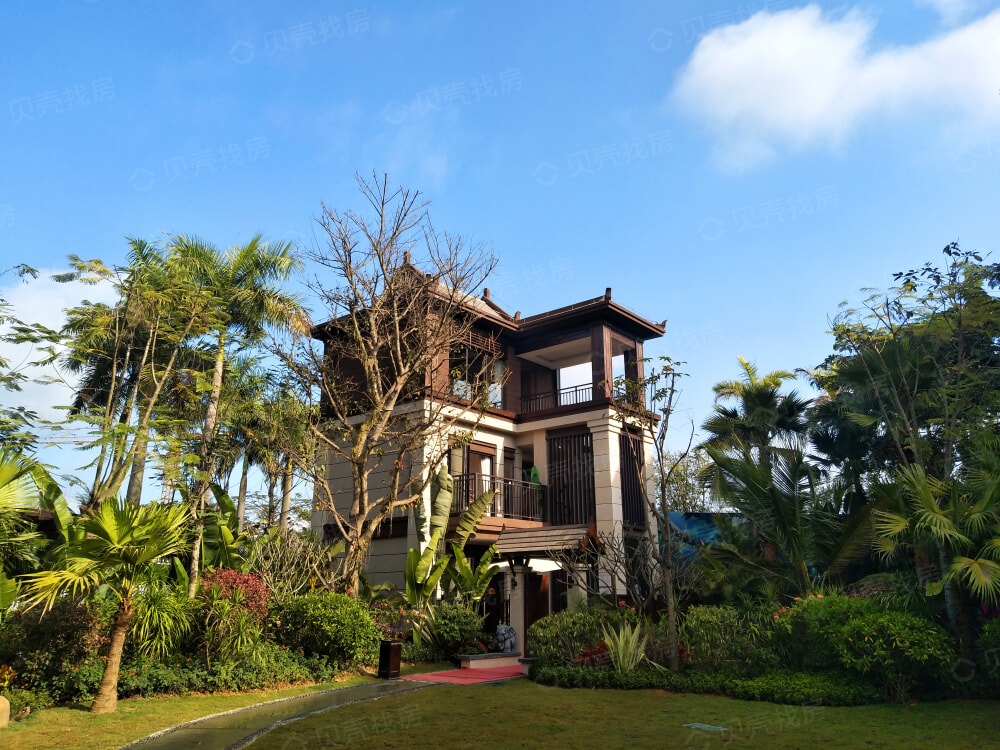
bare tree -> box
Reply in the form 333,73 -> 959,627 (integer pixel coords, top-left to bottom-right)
606,357 -> 693,671
275,173 -> 501,595
550,523 -> 704,615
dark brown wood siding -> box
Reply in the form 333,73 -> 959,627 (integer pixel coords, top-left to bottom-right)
546,428 -> 596,526
619,431 -> 645,529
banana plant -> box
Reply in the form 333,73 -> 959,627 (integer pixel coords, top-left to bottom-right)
444,542 -> 502,606
405,527 -> 450,608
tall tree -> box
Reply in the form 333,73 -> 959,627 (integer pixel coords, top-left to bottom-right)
275,173 -> 499,596
169,234 -> 303,596
828,243 -> 1000,656
59,244 -> 218,511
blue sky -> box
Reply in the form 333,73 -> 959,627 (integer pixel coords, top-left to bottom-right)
2,0 -> 999,495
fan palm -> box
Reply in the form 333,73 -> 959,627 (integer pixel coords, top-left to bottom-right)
0,447 -> 43,576
20,498 -> 190,713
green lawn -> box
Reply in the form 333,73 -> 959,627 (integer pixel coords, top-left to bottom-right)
249,680 -> 1000,750
0,664 -> 450,750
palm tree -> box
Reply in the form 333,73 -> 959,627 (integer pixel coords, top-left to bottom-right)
20,498 -> 189,713
700,357 -> 810,502
0,448 -> 43,577
702,439 -> 840,595
168,234 -> 304,595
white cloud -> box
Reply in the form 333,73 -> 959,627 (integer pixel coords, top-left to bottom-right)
671,5 -> 1000,170
916,0 -> 980,25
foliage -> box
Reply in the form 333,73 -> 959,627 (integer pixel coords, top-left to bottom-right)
679,605 -> 744,670
200,585 -> 264,667
443,542 -> 501,606
601,620 -> 649,674
274,591 -> 379,664
2,687 -> 53,720
0,597 -> 114,704
199,568 -> 269,619
531,666 -> 881,706
702,441 -> 842,595
838,611 -> 956,702
0,448 -> 44,576
400,641 -> 447,663
772,595 -> 880,671
527,606 -> 637,667
243,530 -> 344,602
413,602 -> 483,656
19,498 -> 190,713
129,576 -> 196,659
404,528 -> 449,609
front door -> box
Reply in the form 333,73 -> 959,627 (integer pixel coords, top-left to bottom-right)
524,572 -> 550,636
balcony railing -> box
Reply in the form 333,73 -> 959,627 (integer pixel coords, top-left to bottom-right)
520,383 -> 594,414
451,473 -> 546,522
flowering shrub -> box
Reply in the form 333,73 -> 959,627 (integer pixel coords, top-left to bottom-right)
370,602 -> 421,640
0,598 -> 114,704
199,569 -> 269,620
772,595 -> 879,671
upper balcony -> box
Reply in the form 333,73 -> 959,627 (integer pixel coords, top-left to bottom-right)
451,472 -> 547,530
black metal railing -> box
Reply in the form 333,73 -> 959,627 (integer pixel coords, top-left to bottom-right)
451,473 -> 546,522
520,383 -> 594,414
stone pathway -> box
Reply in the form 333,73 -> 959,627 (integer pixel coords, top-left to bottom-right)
119,680 -> 433,750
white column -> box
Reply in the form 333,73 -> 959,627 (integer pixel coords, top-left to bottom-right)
507,565 -> 529,655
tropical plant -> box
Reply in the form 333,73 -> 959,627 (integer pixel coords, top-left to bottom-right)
0,448 -> 44,576
702,439 -> 841,595
444,542 -> 502,606
167,233 -> 304,596
602,620 -> 650,675
58,245 -> 220,511
20,497 -> 190,713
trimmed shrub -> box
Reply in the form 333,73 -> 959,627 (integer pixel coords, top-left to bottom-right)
401,641 -> 447,663
679,605 -> 743,670
528,606 -> 638,667
425,603 -> 483,656
772,595 -> 879,670
114,643 -> 339,697
531,666 -> 881,706
274,592 -> 380,664
837,611 -> 956,702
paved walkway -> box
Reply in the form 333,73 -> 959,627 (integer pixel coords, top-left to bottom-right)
399,665 -> 523,684
120,680 -> 433,750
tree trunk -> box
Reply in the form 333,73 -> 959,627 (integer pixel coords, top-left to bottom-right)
662,517 -> 679,671
237,452 -> 250,532
90,600 -> 132,714
279,456 -> 293,533
124,420 -> 150,506
188,331 -> 226,598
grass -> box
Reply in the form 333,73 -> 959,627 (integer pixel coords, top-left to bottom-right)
249,679 -> 1000,750
0,663 -> 451,750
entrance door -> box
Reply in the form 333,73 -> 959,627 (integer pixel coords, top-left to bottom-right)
524,572 -> 550,636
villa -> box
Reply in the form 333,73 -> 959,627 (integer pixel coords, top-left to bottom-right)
310,282 -> 664,653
